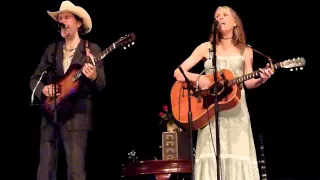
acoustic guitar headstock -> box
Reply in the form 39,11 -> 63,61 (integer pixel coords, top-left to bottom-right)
280,57 -> 306,71
114,32 -> 136,50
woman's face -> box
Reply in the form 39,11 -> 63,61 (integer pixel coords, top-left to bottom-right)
214,7 -> 236,34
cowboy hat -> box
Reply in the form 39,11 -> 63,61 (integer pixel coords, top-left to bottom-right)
47,1 -> 92,34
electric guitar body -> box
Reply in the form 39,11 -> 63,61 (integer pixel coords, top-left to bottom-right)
41,32 -> 136,118
42,63 -> 82,117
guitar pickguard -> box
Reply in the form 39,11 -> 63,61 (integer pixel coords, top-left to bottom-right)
202,85 -> 233,109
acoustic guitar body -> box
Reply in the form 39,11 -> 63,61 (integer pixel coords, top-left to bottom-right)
42,64 -> 82,117
170,69 -> 241,130
170,57 -> 306,130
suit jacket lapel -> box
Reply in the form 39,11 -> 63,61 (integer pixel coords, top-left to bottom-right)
70,39 -> 86,67
55,39 -> 87,76
55,41 -> 64,76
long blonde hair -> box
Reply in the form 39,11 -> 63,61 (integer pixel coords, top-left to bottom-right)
209,6 -> 246,53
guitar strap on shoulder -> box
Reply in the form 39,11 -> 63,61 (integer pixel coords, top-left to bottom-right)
84,40 -> 95,65
85,40 -> 90,54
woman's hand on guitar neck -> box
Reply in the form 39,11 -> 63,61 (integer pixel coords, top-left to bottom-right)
42,84 -> 60,97
258,63 -> 274,84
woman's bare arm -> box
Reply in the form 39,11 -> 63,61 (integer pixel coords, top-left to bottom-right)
243,47 -> 264,89
174,42 -> 209,82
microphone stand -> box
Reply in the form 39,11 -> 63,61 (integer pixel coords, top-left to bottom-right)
52,41 -> 59,180
178,65 -> 195,180
48,22 -> 61,180
210,21 -> 221,180
29,21 -> 61,180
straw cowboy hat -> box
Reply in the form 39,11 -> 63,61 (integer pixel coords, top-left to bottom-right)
47,1 -> 92,34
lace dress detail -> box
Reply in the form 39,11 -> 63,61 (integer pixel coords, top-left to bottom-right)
194,55 -> 260,180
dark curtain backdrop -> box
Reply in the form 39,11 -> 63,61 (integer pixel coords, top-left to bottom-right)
6,0 -> 317,179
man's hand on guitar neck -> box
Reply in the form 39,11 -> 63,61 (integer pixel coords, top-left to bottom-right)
82,52 -> 97,81
42,84 -> 60,97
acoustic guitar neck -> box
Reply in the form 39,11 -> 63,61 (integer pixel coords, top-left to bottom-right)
226,62 -> 283,87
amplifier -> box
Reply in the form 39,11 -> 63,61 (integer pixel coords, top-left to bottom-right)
162,131 -> 191,160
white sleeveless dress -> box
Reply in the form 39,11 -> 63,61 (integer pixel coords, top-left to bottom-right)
194,55 -> 260,180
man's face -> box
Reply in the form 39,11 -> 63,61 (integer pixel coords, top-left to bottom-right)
57,12 -> 81,39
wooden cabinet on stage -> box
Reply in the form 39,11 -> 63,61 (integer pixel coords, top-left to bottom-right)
161,131 -> 191,161
121,131 -> 192,180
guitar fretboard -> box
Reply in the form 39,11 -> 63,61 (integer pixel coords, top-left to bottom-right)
226,62 -> 281,87
72,43 -> 116,82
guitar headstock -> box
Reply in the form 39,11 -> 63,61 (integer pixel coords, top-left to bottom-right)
114,32 -> 136,50
281,57 -> 306,71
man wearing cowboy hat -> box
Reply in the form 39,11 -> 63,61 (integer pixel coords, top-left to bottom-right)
29,1 -> 106,180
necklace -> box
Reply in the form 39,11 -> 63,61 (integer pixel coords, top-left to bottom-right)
64,39 -> 80,52
63,45 -> 77,52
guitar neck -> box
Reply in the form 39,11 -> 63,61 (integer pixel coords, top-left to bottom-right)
71,32 -> 136,82
226,62 -> 281,87
74,43 -> 116,80
94,43 -> 116,65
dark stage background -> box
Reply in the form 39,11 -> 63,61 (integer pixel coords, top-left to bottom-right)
12,0 -> 318,179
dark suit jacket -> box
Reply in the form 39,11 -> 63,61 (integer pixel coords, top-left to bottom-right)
30,39 -> 106,131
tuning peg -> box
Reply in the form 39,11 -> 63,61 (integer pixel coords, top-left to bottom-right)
132,42 -> 135,45
123,47 -> 126,50
300,67 -> 303,70
290,68 -> 293,71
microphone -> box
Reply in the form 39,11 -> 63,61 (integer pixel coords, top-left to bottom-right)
211,20 -> 219,34
57,22 -> 66,28
213,19 -> 219,27
55,21 -> 66,32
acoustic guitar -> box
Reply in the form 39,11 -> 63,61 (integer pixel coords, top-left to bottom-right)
170,57 -> 306,130
42,32 -> 136,117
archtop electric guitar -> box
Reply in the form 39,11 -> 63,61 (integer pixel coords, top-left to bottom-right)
42,32 -> 136,117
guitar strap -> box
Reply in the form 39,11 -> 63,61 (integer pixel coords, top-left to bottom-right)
84,40 -> 95,65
